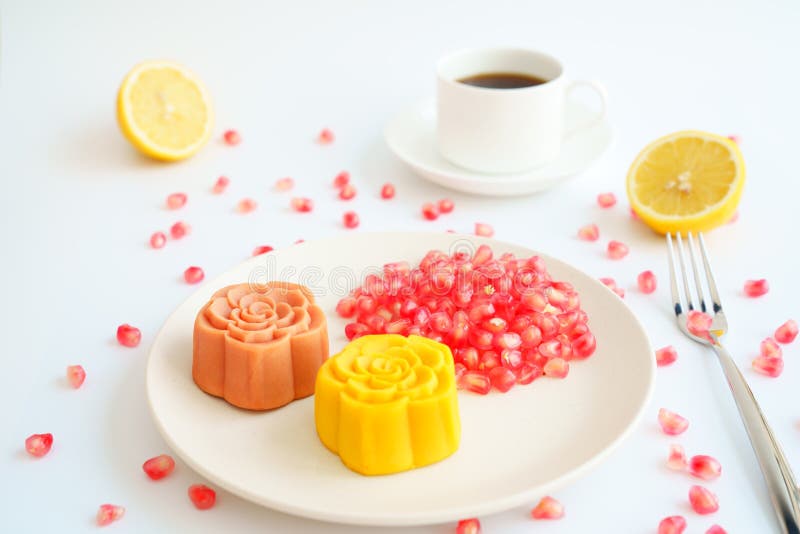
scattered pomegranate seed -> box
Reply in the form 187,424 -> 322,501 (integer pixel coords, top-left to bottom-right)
339,184 -> 357,200
658,408 -> 689,435
294,239 -> 305,244
687,310 -> 714,341
223,129 -> 241,145
488,366 -> 516,392
237,198 -> 257,213
775,319 -> 798,344
689,454 -> 722,480
150,231 -> 166,249
275,177 -> 294,191
170,221 -> 191,239
184,266 -> 205,284
531,496 -> 564,520
116,324 -> 141,348
188,484 -> 216,510
743,279 -> 769,297
318,128 -> 335,144
689,485 -> 719,514
333,171 -> 350,188
658,516 -> 687,534
25,433 -> 53,457
343,211 -> 360,229
336,296 -> 357,318
577,223 -> 599,241
752,355 -> 783,377
599,277 -> 624,298
656,345 -> 678,367
252,245 -> 274,256
166,192 -> 187,210
727,134 -> 740,144
380,183 -> 396,199
637,270 -> 657,294
212,176 -> 230,194
597,192 -> 617,208
96,504 -> 125,526
455,518 -> 481,534
291,197 -> 313,212
475,223 -> 494,237
438,199 -> 455,214
543,358 -> 569,379
667,444 -> 688,471
142,454 -> 176,480
607,240 -> 629,260
459,371 -> 491,395
422,202 -> 439,221
66,365 -> 86,389
760,337 -> 782,358
706,525 -> 727,534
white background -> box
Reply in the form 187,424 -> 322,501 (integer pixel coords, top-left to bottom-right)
1,0 -> 799,532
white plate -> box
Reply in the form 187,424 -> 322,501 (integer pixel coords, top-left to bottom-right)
384,100 -> 614,196
146,232 -> 654,526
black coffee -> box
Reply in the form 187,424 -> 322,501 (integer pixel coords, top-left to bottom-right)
457,72 -> 548,89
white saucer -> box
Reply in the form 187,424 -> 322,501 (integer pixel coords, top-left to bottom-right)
384,99 -> 614,196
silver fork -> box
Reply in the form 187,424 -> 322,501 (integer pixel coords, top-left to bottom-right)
667,232 -> 800,533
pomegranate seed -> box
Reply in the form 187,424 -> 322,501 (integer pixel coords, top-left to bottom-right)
318,128 -> 335,144
531,496 -> 564,520
630,207 -> 640,220
475,223 -> 494,237
668,444 -> 688,471
543,358 -> 569,378
344,322 -> 369,340
743,279 -> 769,297
291,197 -> 313,212
149,231 -> 166,249
517,362 -> 542,384
706,525 -> 727,534
658,516 -> 687,534
223,129 -> 241,145
343,211 -> 360,229
488,366 -> 516,392
333,171 -> 350,188
455,518 -> 481,534
658,408 -> 689,435
237,198 -> 257,213
656,345 -> 678,367
275,177 -> 294,191
252,245 -> 274,256
689,485 -> 719,515
142,454 -> 176,480
295,239 -> 304,244
170,221 -> 191,239
571,332 -> 596,359
775,319 -> 798,344
597,192 -> 617,208
520,325 -> 543,347
577,223 -> 599,241
437,199 -> 455,214
495,332 -> 522,350
184,266 -> 205,284
25,433 -> 53,457
687,310 -> 713,340
689,455 -> 722,480
607,240 -> 629,260
66,365 -> 86,389
188,484 -> 216,510
212,176 -> 230,194
760,337 -> 782,358
338,183 -> 357,200
336,297 -> 357,318
752,355 -> 783,377
461,348 -> 480,370
166,192 -> 187,209
116,324 -> 141,347
380,183 -> 396,199
637,270 -> 657,294
422,202 -> 439,221
459,371 -> 491,394
96,504 -> 125,526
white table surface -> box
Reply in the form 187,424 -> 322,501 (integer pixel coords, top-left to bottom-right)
2,0 -> 799,532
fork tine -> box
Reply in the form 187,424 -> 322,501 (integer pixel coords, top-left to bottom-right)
687,233 -> 707,313
697,233 -> 724,313
675,233 -> 695,311
665,233 -> 684,316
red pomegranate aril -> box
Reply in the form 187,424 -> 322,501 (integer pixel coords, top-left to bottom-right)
706,525 -> 727,534
275,177 -> 294,191
455,518 -> 481,534
333,171 -> 350,188
356,295 -> 377,315
543,357 -> 569,378
67,365 -> 86,389
571,332 -> 596,359
689,485 -> 719,515
459,371 -> 491,395
475,223 -> 494,237
468,302 -> 495,322
577,223 -> 599,241
668,444 -> 688,471
252,245 -> 274,256
150,231 -> 166,249
775,319 -> 798,344
752,355 -> 783,377
658,516 -> 687,534
533,314 -> 560,339
597,192 -> 617,208
461,347 -> 480,370
380,183 -> 396,199
422,202 -> 439,221
468,328 -> 494,350
318,128 -> 334,144
237,198 -> 257,213
489,366 -> 516,392
184,266 -> 205,284
170,221 -> 191,239
760,337 -> 782,358
363,315 -> 385,334
687,310 -> 713,340
658,408 -> 689,435
25,433 -> 53,457
291,197 -> 313,212
500,349 -> 523,369
638,270 -> 657,294
472,244 -> 493,265
429,311 -> 453,333
344,322 -> 369,340
494,332 -> 522,350
188,484 -> 216,510
167,192 -> 187,209
116,324 -> 141,347
531,496 -> 564,519
689,455 -> 722,480
479,350 -> 501,370
212,176 -> 229,194
343,211 -> 360,229
438,199 -> 454,213
412,306 -> 432,326
386,318 -> 412,335
520,325 -> 543,347
516,362 -> 542,384
336,297 -> 357,318
96,504 -> 125,526
339,183 -> 357,200
656,345 -> 678,367
744,278 -> 769,297
483,317 -> 508,333
142,454 -> 176,480
223,129 -> 241,145
607,240 -> 629,260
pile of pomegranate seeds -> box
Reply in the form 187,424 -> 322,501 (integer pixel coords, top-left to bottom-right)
170,221 -> 191,239
336,245 -> 596,393
688,485 -> 719,514
252,245 -> 274,256
318,127 -> 335,144
188,484 -> 216,510
166,192 -> 187,210
438,199 -> 455,214
658,515 -> 687,534
149,231 -> 166,249
96,504 -> 125,526
291,197 -> 313,213
637,270 -> 657,293
597,192 -> 617,208
184,266 -> 205,284
116,324 -> 141,348
142,454 -> 176,480
222,129 -> 241,146
66,365 -> 86,389
455,518 -> 481,534
599,277 -> 624,298
380,183 -> 395,199
212,176 -> 229,194
577,223 -> 599,241
656,345 -> 678,367
339,183 -> 357,200
775,319 -> 798,344
667,444 -> 687,470
743,278 -> 769,297
658,408 -> 689,435
530,496 -> 564,520
275,177 -> 294,191
688,454 -> 722,480
607,240 -> 629,260
475,223 -> 494,237
342,211 -> 359,229
25,433 -> 53,457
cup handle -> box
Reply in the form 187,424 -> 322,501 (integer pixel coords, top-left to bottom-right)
563,80 -> 608,139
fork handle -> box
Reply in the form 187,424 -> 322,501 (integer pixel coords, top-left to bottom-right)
713,340 -> 800,533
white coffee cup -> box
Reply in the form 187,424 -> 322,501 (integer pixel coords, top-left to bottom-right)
437,47 -> 608,174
